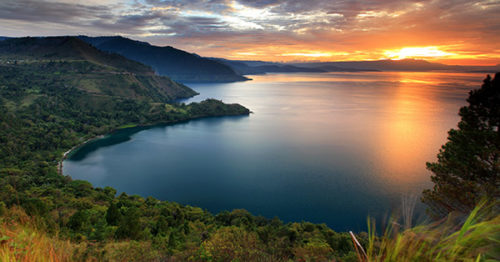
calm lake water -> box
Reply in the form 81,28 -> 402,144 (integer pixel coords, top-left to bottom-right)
64,72 -> 486,231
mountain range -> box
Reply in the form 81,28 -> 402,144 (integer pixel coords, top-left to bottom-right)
1,35 -> 498,81
215,58 -> 499,74
210,58 -> 330,75
78,36 -> 249,83
291,59 -> 500,73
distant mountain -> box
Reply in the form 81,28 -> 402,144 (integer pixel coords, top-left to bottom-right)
0,36 -> 10,41
255,64 -> 326,73
78,36 -> 249,83
292,59 -> 500,73
214,58 -> 376,75
215,58 -> 499,74
293,59 -> 447,71
0,36 -> 197,101
212,58 -> 328,75
210,59 -> 263,75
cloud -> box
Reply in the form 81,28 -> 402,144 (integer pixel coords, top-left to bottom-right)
0,0 -> 108,24
0,0 -> 498,64
237,0 -> 284,8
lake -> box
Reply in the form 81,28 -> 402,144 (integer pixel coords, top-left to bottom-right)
63,71 -> 486,231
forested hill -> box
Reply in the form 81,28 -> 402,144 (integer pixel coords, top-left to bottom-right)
0,36 -> 153,75
0,36 -> 196,101
78,36 -> 249,83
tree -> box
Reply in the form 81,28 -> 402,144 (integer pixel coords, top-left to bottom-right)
106,202 -> 122,226
116,206 -> 142,239
422,73 -> 500,217
68,210 -> 90,232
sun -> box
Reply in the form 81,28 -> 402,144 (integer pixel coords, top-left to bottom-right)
384,46 -> 455,60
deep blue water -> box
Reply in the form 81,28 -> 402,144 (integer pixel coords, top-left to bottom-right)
64,72 -> 485,231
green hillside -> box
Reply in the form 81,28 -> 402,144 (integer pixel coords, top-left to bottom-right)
0,37 -> 197,102
0,37 -> 152,74
79,36 -> 250,83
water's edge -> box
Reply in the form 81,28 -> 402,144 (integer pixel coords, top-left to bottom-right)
59,114 -> 250,176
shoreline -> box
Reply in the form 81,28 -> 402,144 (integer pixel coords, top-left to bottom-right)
58,112 -> 251,176
58,135 -> 105,175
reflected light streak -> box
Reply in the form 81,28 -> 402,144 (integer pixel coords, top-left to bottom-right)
373,72 -> 449,187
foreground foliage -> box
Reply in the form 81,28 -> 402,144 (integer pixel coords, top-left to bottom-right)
2,201 -> 498,262
366,201 -> 500,262
0,207 -> 75,262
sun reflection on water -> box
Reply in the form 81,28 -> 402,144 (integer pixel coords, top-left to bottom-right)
371,72 -> 472,189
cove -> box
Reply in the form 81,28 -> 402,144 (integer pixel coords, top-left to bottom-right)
63,72 -> 485,231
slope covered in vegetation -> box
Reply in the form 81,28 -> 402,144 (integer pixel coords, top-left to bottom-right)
79,36 -> 249,83
0,37 -> 197,101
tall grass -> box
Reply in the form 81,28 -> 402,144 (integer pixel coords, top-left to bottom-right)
364,200 -> 500,262
0,206 -> 167,262
0,207 -> 75,262
401,194 -> 418,230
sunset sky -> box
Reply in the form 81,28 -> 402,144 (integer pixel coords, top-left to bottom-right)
1,0 -> 499,65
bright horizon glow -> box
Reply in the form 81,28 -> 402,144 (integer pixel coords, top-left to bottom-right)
281,52 -> 334,58
210,44 -> 500,65
384,47 -> 456,60
218,46 -> 496,65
